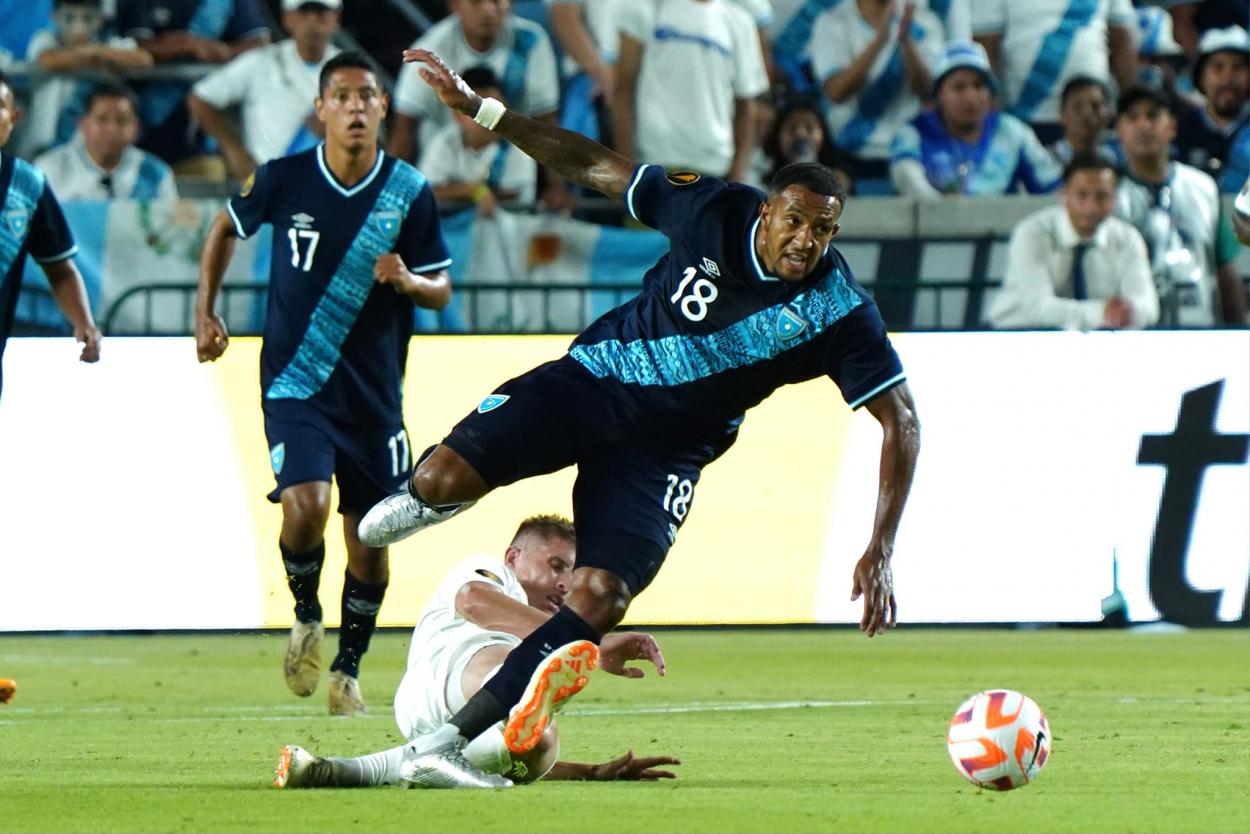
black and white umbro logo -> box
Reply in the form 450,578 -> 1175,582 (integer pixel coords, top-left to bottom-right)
700,257 -> 720,277
292,212 -> 315,228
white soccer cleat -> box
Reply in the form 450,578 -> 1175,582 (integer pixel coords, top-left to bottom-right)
398,740 -> 513,790
274,744 -> 334,789
357,490 -> 475,548
283,620 -> 324,697
503,640 -> 598,755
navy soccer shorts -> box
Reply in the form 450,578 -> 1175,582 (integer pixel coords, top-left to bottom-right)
263,401 -> 412,517
441,356 -> 737,595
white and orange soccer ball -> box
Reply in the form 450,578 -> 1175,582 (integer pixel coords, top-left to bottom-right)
946,689 -> 1051,791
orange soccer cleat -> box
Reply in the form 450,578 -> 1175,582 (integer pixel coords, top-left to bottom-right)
0,678 -> 16,704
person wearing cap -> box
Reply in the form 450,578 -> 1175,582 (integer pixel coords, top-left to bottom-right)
810,0 -> 946,189
1134,6 -> 1191,102
971,0 -> 1138,145
1174,25 -> 1249,191
889,41 -> 1060,199
1114,85 -> 1247,327
987,153 -> 1157,331
1047,76 -> 1121,167
113,0 -> 271,173
188,0 -> 341,180
1157,0 -> 1250,63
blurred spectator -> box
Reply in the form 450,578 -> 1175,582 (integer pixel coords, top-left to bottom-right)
391,0 -> 565,208
614,0 -> 768,181
728,0 -> 779,83
891,41 -> 1060,199
0,0 -> 53,65
767,0 -> 830,94
115,0 -> 270,173
545,0 -> 619,143
752,94 -> 851,192
1232,174 -> 1250,245
972,0 -> 1137,145
19,0 -> 153,159
923,0 -> 971,42
988,153 -> 1157,331
188,0 -> 341,180
1114,85 -> 1247,327
1134,6 -> 1190,102
1174,26 -> 1249,191
418,65 -> 536,215
1160,0 -> 1250,64
34,79 -> 176,201
1047,76 -> 1119,166
811,0 -> 944,186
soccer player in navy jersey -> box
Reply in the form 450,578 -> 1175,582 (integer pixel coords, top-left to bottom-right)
359,48 -> 921,787
194,52 -> 453,717
0,69 -> 101,402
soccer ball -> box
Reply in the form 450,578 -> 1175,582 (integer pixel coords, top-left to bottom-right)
946,689 -> 1051,790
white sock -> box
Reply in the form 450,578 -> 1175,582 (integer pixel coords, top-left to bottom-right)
406,723 -> 465,757
324,745 -> 405,787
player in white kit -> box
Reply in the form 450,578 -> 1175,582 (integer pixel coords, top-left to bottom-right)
274,514 -> 678,788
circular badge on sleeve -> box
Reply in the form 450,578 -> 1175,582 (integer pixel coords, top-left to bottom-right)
666,171 -> 701,186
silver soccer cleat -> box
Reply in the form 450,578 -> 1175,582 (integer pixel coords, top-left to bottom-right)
398,740 -> 512,790
357,490 -> 475,548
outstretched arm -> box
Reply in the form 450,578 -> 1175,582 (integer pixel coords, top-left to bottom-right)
546,751 -> 681,781
401,48 -> 637,200
851,382 -> 920,637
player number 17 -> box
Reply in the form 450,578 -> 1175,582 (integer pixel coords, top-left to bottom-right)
288,228 -> 321,272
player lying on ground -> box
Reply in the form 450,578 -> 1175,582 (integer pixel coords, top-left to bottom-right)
274,514 -> 678,788
357,48 -> 922,788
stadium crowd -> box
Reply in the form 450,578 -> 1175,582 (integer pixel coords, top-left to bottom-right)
0,0 -> 1247,327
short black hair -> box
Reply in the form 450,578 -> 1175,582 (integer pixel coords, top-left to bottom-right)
1116,85 -> 1171,120
459,64 -> 503,98
83,79 -> 138,115
512,514 -> 575,547
767,161 -> 847,204
1062,152 -> 1119,183
318,51 -> 382,95
1060,75 -> 1111,109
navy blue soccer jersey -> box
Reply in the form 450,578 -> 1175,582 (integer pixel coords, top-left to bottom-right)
227,144 -> 452,426
569,164 -> 905,436
0,152 -> 78,399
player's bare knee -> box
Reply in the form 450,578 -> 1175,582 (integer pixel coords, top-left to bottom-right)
412,447 -> 487,506
568,569 -> 631,633
281,484 -> 331,550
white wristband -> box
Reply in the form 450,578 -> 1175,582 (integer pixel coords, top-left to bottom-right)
473,97 -> 507,130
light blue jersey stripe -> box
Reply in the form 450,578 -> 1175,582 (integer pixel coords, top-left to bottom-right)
1010,0 -> 1098,120
132,153 -> 166,200
266,163 -> 428,401
1,160 -> 45,282
570,269 -> 864,387
775,0 -> 842,56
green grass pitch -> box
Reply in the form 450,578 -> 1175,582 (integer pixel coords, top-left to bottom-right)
1,629 -> 1247,833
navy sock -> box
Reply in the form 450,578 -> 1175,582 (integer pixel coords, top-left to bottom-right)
330,570 -> 387,679
452,606 -> 602,739
280,540 -> 324,624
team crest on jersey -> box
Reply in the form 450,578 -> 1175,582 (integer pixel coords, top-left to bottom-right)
372,210 -> 401,241
3,209 -> 28,237
269,442 -> 286,475
239,172 -> 255,198
477,394 -> 510,414
474,568 -> 505,585
775,305 -> 808,341
667,171 -> 701,186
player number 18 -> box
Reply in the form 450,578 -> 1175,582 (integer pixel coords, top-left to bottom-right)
670,266 -> 718,321
662,474 -> 694,521
288,228 -> 321,272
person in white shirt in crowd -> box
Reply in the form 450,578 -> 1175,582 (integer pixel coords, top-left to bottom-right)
810,0 -> 944,188
545,0 -> 620,144
35,80 -> 176,202
273,514 -> 678,789
1114,85 -> 1247,328
890,41 -> 1061,199
988,153 -> 1157,332
187,0 -> 341,181
1133,6 -> 1190,103
972,0 -> 1138,146
419,65 -> 536,216
614,0 -> 768,182
391,0 -> 570,210
18,0 -> 153,159
1173,26 -> 1250,191
1046,75 -> 1120,167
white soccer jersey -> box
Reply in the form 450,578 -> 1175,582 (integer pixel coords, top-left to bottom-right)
970,0 -> 1136,125
809,0 -> 945,161
34,136 -> 178,202
619,0 -> 768,176
394,15 -> 560,148
393,556 -> 527,739
191,40 -> 340,165
418,122 -> 538,204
